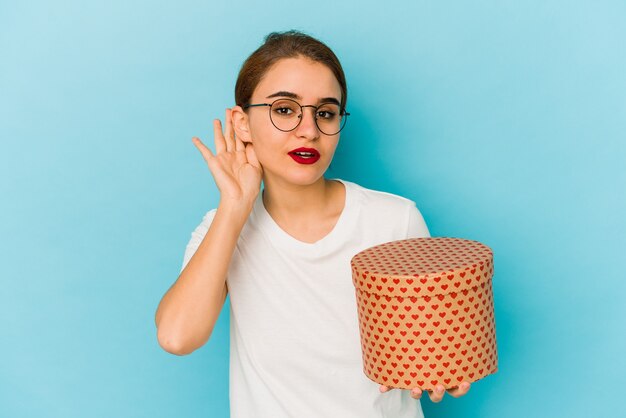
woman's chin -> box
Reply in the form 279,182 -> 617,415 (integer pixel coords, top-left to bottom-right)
263,170 -> 327,187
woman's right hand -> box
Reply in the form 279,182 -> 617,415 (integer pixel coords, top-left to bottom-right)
192,108 -> 263,207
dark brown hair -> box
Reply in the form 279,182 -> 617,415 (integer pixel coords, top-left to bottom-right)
235,30 -> 348,110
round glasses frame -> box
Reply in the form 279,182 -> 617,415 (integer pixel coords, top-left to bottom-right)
243,98 -> 350,136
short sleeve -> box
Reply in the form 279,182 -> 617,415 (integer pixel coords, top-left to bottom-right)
406,202 -> 431,238
180,209 -> 218,273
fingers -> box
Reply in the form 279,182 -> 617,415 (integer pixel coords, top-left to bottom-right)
409,384 -> 444,402
191,136 -> 214,163
245,142 -> 261,170
235,134 -> 246,152
428,384 -> 446,403
446,382 -> 471,398
410,387 -> 423,400
213,119 -> 226,154
228,109 -> 246,153
408,382 -> 471,402
213,109 -> 240,154
383,384 -> 444,402
223,108 -> 236,152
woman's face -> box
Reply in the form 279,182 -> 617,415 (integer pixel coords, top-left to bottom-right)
237,56 -> 343,188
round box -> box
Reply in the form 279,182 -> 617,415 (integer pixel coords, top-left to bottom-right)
350,237 -> 498,391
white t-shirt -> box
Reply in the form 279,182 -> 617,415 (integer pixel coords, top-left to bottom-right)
181,178 -> 430,418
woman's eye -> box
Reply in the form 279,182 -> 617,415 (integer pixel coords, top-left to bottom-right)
317,110 -> 336,120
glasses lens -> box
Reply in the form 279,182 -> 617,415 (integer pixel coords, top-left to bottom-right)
269,99 -> 348,135
315,103 -> 344,135
270,99 -> 301,131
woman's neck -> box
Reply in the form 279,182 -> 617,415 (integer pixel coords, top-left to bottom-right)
262,177 -> 341,225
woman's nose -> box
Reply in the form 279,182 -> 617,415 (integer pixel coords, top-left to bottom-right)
295,107 -> 320,138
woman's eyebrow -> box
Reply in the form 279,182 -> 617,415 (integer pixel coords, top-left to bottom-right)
266,91 -> 301,100
266,91 -> 341,106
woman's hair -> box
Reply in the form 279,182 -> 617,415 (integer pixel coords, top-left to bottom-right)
235,30 -> 348,110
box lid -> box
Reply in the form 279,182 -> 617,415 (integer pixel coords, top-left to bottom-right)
350,237 -> 494,298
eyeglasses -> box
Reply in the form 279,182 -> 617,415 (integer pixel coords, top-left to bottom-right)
243,98 -> 350,136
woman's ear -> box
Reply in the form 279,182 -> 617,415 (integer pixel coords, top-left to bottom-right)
231,106 -> 252,143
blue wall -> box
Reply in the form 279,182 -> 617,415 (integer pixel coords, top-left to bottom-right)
1,1 -> 624,417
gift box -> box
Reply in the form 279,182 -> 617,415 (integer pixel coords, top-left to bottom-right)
350,237 -> 498,391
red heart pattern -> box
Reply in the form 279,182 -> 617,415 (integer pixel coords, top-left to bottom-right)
350,237 -> 498,391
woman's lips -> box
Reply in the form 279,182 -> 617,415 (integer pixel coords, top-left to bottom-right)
288,153 -> 320,164
288,147 -> 320,165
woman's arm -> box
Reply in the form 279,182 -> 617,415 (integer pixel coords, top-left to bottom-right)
155,108 -> 262,356
155,200 -> 252,355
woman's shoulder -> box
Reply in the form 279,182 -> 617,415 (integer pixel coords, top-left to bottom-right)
336,178 -> 430,237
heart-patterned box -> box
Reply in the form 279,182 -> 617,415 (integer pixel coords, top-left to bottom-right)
350,237 -> 498,391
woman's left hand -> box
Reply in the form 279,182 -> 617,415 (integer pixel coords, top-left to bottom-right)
379,381 -> 471,402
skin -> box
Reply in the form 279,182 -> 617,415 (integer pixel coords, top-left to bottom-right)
230,56 -> 345,232
381,381 -> 471,403
192,55 -> 472,402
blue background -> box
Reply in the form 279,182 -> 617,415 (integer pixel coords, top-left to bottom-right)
1,1 -> 624,417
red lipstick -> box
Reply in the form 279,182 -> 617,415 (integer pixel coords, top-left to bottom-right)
288,147 -> 320,164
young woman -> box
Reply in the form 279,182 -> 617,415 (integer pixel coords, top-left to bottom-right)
155,30 -> 471,417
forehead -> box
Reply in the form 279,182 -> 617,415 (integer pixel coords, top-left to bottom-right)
253,57 -> 342,102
